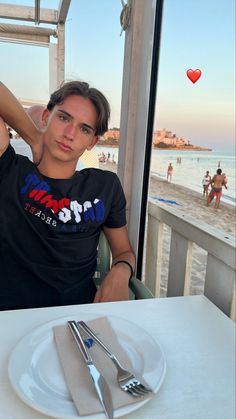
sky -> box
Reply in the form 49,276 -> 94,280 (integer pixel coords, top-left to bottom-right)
0,0 -> 235,152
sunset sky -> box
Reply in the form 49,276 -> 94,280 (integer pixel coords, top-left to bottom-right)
0,0 -> 235,151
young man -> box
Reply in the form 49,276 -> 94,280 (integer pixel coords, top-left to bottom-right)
206,168 -> 227,209
0,81 -> 135,310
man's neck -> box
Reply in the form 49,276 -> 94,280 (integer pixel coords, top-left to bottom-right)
37,158 -> 77,179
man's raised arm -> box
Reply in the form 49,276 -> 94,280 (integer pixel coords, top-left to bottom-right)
0,82 -> 43,162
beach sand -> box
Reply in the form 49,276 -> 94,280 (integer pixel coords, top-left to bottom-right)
101,160 -> 235,235
100,160 -> 235,296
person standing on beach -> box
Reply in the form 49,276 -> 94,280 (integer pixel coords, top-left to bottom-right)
0,80 -> 135,310
202,170 -> 211,197
167,163 -> 173,182
206,168 -> 227,209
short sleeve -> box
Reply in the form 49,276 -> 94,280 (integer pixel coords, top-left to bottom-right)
104,174 -> 127,228
0,144 -> 16,181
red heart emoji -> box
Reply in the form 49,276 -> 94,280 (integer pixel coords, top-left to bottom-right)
186,69 -> 202,83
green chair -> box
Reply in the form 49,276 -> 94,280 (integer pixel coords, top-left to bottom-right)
94,231 -> 154,299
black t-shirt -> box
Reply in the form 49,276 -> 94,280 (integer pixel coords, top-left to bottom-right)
0,145 -> 126,310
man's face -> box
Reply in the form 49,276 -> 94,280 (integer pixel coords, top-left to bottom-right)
42,95 -> 99,163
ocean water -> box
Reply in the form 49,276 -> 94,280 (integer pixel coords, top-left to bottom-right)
96,146 -> 236,206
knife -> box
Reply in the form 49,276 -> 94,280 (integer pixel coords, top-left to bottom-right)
68,320 -> 114,419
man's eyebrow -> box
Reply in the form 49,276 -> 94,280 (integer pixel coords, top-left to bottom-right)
57,109 -> 72,119
57,109 -> 95,132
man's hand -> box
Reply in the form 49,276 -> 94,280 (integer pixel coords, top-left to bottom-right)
93,264 -> 130,303
94,226 -> 135,303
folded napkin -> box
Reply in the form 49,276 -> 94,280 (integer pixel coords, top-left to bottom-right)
53,316 -> 151,416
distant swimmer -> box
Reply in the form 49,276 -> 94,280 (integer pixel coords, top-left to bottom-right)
167,163 -> 173,182
206,168 -> 227,209
202,170 -> 211,197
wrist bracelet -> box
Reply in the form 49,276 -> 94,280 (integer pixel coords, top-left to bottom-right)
113,260 -> 134,281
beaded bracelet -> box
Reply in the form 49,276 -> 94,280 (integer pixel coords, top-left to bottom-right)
112,260 -> 134,282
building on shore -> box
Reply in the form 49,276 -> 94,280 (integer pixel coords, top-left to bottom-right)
102,128 -> 190,148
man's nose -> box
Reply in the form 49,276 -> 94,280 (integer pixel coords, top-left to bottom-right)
64,123 -> 76,139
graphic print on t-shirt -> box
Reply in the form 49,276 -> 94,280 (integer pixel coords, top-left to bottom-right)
20,172 -> 105,231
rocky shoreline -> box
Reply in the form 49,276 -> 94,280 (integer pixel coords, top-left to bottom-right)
97,141 -> 212,151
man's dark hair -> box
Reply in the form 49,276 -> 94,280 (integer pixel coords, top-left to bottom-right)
47,81 -> 110,136
216,168 -> 222,175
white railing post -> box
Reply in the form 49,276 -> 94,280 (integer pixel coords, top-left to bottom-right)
167,231 -> 193,296
205,254 -> 235,318
145,214 -> 163,296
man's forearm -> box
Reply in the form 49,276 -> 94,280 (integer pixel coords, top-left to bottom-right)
112,251 -> 135,272
0,82 -> 40,146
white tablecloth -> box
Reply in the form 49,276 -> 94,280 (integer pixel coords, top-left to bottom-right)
0,295 -> 235,419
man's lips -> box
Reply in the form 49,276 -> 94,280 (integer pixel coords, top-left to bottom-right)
56,141 -> 73,152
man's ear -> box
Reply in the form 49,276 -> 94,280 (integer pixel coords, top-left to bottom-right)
42,109 -> 50,127
87,135 -> 99,151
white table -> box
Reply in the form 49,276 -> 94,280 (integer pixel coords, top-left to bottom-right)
0,295 -> 235,419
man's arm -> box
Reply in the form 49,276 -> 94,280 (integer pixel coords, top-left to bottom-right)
0,82 -> 43,162
93,226 -> 135,303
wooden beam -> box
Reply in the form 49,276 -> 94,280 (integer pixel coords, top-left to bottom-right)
0,23 -> 56,37
0,4 -> 58,24
0,32 -> 49,44
57,0 -> 71,24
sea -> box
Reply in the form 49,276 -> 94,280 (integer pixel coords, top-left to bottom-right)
96,146 -> 236,207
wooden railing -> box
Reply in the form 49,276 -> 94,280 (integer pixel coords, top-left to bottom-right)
144,198 -> 236,321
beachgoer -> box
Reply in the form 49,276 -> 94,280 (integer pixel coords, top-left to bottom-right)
0,80 -> 135,310
202,170 -> 211,197
222,172 -> 228,187
206,168 -> 227,209
167,163 -> 173,182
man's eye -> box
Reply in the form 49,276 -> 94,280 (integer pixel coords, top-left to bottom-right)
59,114 -> 69,122
80,126 -> 91,135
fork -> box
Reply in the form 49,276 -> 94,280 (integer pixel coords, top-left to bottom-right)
78,320 -> 152,397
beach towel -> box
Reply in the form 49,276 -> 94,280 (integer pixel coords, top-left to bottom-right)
152,196 -> 180,206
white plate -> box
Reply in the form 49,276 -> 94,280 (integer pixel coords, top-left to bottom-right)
8,313 -> 166,418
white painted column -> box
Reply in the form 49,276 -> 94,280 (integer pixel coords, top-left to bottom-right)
118,0 -> 157,264
49,43 -> 58,94
57,23 -> 65,87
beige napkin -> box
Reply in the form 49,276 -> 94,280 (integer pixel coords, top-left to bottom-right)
53,316 -> 151,416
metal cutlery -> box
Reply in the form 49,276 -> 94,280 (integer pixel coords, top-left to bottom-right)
68,320 -> 114,419
78,320 -> 152,398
